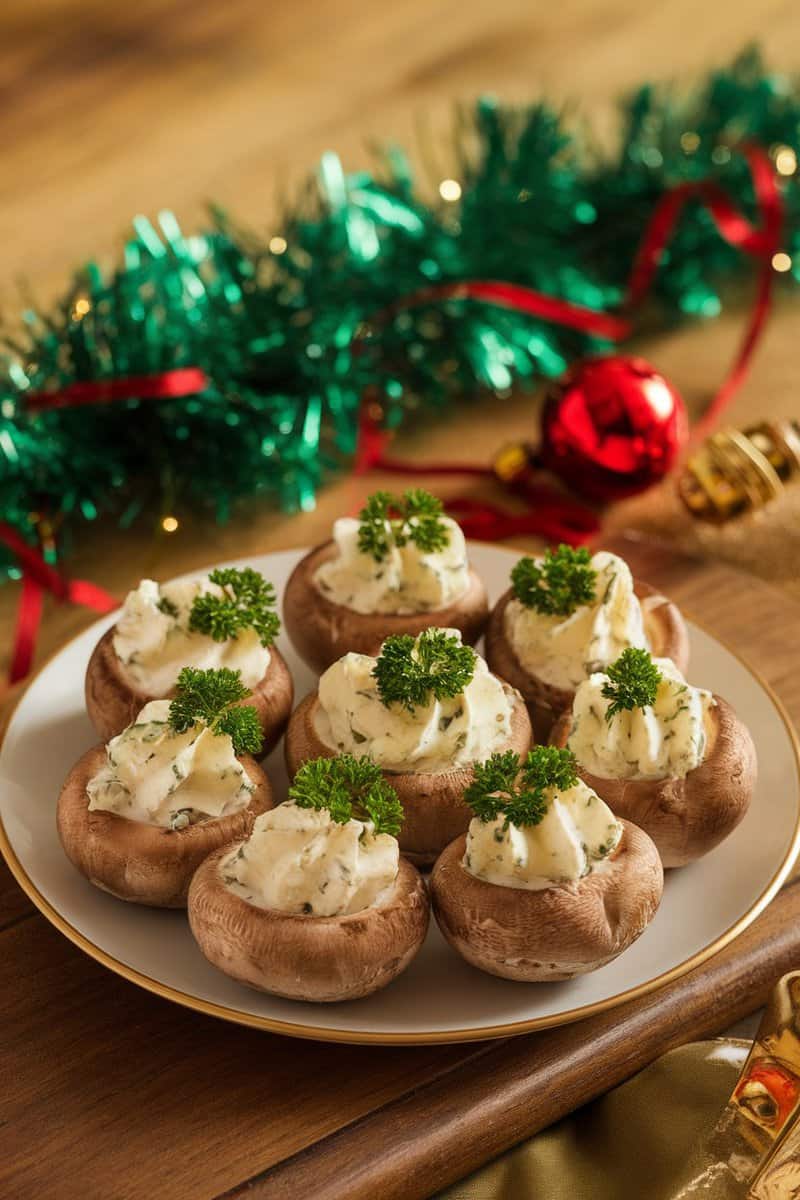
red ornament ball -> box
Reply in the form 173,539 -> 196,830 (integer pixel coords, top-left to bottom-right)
539,355 -> 688,502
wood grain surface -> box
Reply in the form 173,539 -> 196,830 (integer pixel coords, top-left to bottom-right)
226,879 -> 800,1200
3,4 -> 800,1198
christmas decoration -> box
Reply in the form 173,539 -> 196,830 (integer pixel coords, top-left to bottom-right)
538,356 -> 688,501
0,522 -> 117,683
678,418 -> 800,521
356,354 -> 686,540
1,47 -> 799,592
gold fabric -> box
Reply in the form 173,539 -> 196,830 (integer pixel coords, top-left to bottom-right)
438,1039 -> 749,1200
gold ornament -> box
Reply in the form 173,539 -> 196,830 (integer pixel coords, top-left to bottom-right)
492,441 -> 531,484
678,420 -> 800,522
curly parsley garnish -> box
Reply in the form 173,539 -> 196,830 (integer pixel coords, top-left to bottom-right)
601,647 -> 662,722
372,629 -> 476,711
188,567 -> 279,647
167,667 -> 262,755
357,488 -> 449,562
289,755 -> 404,837
510,545 -> 596,617
465,746 -> 579,829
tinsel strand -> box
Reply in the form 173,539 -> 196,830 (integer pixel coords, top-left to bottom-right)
1,47 -> 798,580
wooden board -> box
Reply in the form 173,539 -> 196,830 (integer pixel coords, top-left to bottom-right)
2,538 -> 800,1200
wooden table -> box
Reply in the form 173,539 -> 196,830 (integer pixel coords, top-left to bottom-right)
3,4 -> 800,1198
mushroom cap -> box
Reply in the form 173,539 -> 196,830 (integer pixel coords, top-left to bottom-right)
430,820 -> 663,982
85,626 -> 294,754
284,689 -> 533,867
485,576 -> 689,742
56,745 -> 274,907
550,694 -> 756,868
188,849 -> 430,1002
282,540 -> 489,674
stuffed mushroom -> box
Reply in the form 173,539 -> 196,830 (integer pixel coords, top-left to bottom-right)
284,627 -> 532,865
188,754 -> 430,1002
431,746 -> 663,981
86,566 -> 293,750
283,488 -> 489,673
485,544 -> 689,739
58,668 -> 273,907
550,647 -> 757,868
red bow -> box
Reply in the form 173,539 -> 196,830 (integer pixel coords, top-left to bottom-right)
1,523 -> 118,686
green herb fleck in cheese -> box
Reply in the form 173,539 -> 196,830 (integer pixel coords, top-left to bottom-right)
223,801 -> 399,916
87,699 -> 253,827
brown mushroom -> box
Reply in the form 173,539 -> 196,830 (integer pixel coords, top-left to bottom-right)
284,688 -> 532,866
550,694 -> 756,868
430,820 -> 663,982
85,626 -> 294,752
282,540 -> 489,674
188,849 -> 429,1002
56,745 -> 273,907
485,578 -> 689,741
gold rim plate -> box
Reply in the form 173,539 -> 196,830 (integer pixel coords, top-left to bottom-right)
1,544 -> 799,1045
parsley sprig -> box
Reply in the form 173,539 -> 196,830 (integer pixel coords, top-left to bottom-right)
373,629 -> 476,711
357,488 -> 449,562
510,545 -> 596,617
289,755 -> 404,837
465,746 -> 579,829
167,667 -> 263,755
601,647 -> 662,722
188,568 -> 279,647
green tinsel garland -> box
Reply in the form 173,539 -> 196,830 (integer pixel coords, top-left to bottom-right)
1,47 -> 799,579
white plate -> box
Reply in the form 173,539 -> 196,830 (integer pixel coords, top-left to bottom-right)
1,544 -> 799,1045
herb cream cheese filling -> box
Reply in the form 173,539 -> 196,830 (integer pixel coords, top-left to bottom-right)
315,634 -> 514,774
313,515 -> 470,614
113,578 -> 270,695
464,779 -> 622,890
568,657 -> 714,780
87,699 -> 254,828
505,551 -> 649,690
221,801 -> 399,916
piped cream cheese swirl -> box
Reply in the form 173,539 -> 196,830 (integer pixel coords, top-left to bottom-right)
313,515 -> 470,614
87,700 -> 254,828
222,802 -> 399,916
464,780 -> 622,890
504,551 -> 649,690
315,631 -> 514,774
567,657 -> 714,780
113,578 -> 269,695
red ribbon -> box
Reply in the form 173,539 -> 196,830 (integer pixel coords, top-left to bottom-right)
9,368 -> 206,682
444,495 -> 600,544
24,366 -> 209,414
626,142 -> 782,440
1,523 -> 118,685
356,142 -> 783,538
355,409 -> 601,544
